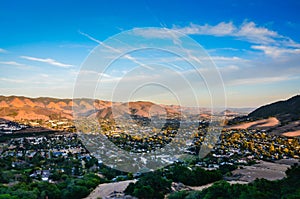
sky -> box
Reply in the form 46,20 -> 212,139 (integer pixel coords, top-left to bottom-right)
0,0 -> 300,108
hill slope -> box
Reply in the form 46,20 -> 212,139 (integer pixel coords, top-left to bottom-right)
0,96 -> 249,123
0,96 -> 185,121
228,95 -> 300,136
249,95 -> 300,122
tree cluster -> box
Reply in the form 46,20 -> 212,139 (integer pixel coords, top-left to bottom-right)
169,163 -> 300,199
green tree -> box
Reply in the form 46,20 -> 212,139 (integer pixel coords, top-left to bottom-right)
125,172 -> 171,199
0,194 -> 18,199
133,185 -> 155,199
168,190 -> 188,199
61,185 -> 89,199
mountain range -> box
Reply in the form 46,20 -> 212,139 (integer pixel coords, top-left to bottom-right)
0,96 -> 216,121
0,95 -> 300,136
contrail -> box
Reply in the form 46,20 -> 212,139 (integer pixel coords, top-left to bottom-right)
78,30 -> 153,70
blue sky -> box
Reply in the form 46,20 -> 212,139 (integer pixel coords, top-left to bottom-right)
0,0 -> 300,107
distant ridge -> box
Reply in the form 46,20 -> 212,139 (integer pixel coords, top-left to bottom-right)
0,96 -> 191,121
0,95 -> 250,121
249,95 -> 300,122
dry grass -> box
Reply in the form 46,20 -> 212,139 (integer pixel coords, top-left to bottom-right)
228,117 -> 279,130
282,130 -> 300,137
84,180 -> 136,199
231,160 -> 290,182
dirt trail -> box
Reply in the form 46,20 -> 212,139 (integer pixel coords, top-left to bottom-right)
84,180 -> 136,199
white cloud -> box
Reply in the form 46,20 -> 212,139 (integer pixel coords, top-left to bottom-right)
228,76 -> 297,86
131,28 -> 185,46
209,56 -> 246,62
173,21 -> 293,46
79,70 -> 111,78
207,47 -> 240,52
132,21 -> 295,48
0,61 -> 24,66
131,22 -> 300,61
0,77 -> 24,83
20,56 -> 73,68
40,74 -> 49,78
173,22 -> 236,36
235,22 -> 279,44
219,65 -> 239,72
0,48 -> 7,53
251,45 -> 300,57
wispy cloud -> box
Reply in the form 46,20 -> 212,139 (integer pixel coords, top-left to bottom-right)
172,21 -> 300,60
235,22 -> 280,44
207,47 -> 241,53
228,75 -> 297,86
132,28 -> 181,39
174,22 -> 236,36
79,70 -> 111,78
0,61 -> 24,66
0,48 -> 7,53
131,22 -> 300,61
131,21 -> 297,49
173,21 -> 291,46
0,77 -> 24,83
78,30 -> 153,70
20,56 -> 73,68
219,65 -> 239,72
251,45 -> 300,57
208,56 -> 246,62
